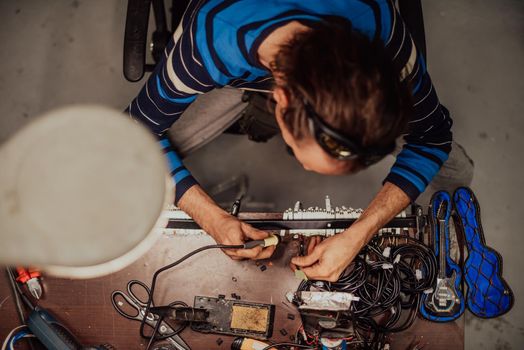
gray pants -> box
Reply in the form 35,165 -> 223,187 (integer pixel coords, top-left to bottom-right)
393,139 -> 474,197
170,88 -> 474,195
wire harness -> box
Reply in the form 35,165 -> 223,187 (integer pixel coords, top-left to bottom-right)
294,234 -> 437,349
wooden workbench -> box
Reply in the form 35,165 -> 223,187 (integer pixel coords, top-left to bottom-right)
0,232 -> 464,349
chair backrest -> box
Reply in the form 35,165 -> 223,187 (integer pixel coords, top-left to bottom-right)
123,0 -> 190,82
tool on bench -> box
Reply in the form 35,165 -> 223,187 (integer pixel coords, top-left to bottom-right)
149,296 -> 275,341
420,191 -> 465,321
230,337 -> 274,350
111,280 -> 190,350
16,267 -> 43,300
27,306 -> 115,350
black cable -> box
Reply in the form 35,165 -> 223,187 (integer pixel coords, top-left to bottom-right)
294,233 -> 438,349
6,267 -> 25,323
140,243 -> 244,348
6,267 -> 37,350
7,267 -> 35,310
144,315 -> 164,350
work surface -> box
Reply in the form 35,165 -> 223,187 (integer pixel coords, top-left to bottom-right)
0,234 -> 464,349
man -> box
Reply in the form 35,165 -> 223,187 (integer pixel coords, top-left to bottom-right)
127,0 -> 473,282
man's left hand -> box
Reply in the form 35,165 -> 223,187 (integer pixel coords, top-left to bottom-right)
290,227 -> 369,282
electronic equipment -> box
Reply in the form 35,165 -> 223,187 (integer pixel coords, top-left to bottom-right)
150,296 -> 275,340
163,196 -> 426,238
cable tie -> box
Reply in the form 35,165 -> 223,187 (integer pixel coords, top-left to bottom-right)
423,288 -> 434,294
381,263 -> 394,270
415,269 -> 423,280
382,247 -> 391,258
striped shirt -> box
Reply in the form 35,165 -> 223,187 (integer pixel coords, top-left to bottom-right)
128,0 -> 452,204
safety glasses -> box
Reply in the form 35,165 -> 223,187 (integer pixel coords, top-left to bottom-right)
303,99 -> 394,166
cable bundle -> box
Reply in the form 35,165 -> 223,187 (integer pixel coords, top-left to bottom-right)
295,234 -> 437,349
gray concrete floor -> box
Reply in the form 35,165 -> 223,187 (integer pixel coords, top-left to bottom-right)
0,0 -> 522,348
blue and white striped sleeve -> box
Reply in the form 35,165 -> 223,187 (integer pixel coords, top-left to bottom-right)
382,1 -> 453,201
127,4 -> 217,204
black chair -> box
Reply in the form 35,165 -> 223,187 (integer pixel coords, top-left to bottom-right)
123,0 -> 189,82
122,0 -> 426,83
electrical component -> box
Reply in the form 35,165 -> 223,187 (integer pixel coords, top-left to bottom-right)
163,196 -> 424,238
292,234 -> 437,349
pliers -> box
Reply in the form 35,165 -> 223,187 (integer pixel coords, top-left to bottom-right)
16,267 -> 43,299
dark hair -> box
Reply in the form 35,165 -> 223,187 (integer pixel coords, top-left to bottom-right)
271,18 -> 412,150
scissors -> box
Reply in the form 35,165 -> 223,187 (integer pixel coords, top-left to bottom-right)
111,280 -> 191,350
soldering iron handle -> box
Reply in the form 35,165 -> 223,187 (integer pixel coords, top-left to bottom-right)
243,234 -> 280,249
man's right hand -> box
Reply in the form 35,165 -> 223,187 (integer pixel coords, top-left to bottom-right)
212,216 -> 276,260
178,185 -> 276,261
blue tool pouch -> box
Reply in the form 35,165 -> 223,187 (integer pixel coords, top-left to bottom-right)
420,191 -> 465,322
453,187 -> 514,318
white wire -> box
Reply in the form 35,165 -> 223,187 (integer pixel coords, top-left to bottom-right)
8,332 -> 35,350
1,325 -> 27,350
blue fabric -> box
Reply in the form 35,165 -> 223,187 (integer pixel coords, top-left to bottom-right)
165,151 -> 184,173
159,138 -> 171,149
390,166 -> 426,193
419,191 -> 465,322
453,187 -> 514,318
156,76 -> 198,104
129,0 -> 454,203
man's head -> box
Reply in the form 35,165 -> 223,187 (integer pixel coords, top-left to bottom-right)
270,19 -> 412,175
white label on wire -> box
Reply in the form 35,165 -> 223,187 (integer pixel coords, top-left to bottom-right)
393,254 -> 401,264
382,263 -> 394,270
382,247 -> 391,258
416,269 -> 423,280
423,288 -> 434,294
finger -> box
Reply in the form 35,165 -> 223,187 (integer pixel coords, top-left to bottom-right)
254,245 -> 276,260
291,248 -> 322,267
307,236 -> 321,255
242,224 -> 269,241
302,265 -> 342,282
300,264 -> 326,281
222,249 -> 244,260
233,246 -> 263,259
289,261 -> 297,271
